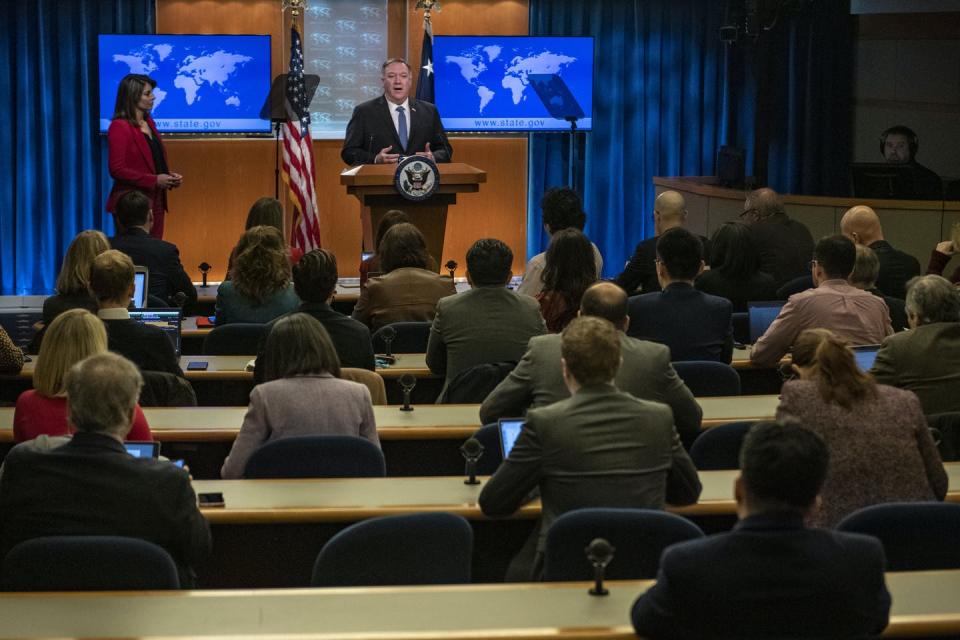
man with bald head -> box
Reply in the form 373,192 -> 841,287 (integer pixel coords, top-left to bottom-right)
615,191 -> 709,295
740,188 -> 814,288
840,205 -> 920,299
480,281 -> 702,448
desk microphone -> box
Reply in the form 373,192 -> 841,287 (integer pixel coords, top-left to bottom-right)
399,374 -> 416,412
198,262 -> 211,289
586,538 -> 615,596
379,325 -> 397,359
445,260 -> 458,279
460,438 -> 484,485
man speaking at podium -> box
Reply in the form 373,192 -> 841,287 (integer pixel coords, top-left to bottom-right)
341,58 -> 453,166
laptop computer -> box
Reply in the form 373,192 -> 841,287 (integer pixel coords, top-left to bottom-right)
498,418 -> 525,458
131,267 -> 149,309
124,441 -> 160,458
127,308 -> 182,356
748,301 -> 785,343
853,345 -> 881,373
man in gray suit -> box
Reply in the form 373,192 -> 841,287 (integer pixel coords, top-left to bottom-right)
479,315 -> 702,580
426,238 -> 545,399
871,275 -> 960,415
480,281 -> 702,448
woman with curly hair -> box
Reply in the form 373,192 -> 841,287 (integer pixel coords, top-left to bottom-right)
225,197 -> 304,278
215,225 -> 300,325
537,228 -> 597,332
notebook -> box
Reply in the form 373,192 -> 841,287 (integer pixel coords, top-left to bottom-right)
128,308 -> 182,356
748,301 -> 785,343
498,418 -> 525,458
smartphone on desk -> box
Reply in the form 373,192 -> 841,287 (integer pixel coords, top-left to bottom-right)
187,361 -> 209,371
198,492 -> 225,508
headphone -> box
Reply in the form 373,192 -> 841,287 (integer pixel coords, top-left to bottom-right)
879,125 -> 919,158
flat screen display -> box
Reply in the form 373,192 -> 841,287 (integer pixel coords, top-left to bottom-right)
433,36 -> 593,132
98,34 -> 272,134
748,302 -> 785,344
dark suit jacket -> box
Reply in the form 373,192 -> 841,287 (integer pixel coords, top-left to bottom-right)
253,301 -> 376,384
869,288 -> 908,332
102,317 -> 183,376
870,240 -> 921,300
0,432 -> 211,587
627,283 -> 734,363
615,234 -> 710,295
750,214 -> 815,287
479,384 -> 701,579
341,96 -> 452,165
426,287 -> 545,394
631,512 -> 891,640
106,116 -> 168,214
694,268 -> 778,312
111,228 -> 197,306
871,321 -> 960,415
479,332 -> 703,449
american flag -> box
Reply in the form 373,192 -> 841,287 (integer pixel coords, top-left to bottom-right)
415,17 -> 434,102
282,26 -> 322,252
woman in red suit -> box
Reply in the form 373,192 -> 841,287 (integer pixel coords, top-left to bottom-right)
106,74 -> 182,239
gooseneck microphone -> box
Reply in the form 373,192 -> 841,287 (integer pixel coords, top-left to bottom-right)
586,538 -> 615,596
460,438 -> 484,485
398,374 -> 416,412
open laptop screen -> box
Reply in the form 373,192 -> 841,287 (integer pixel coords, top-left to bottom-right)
124,441 -> 160,458
748,301 -> 784,344
498,418 -> 525,458
853,345 -> 881,373
127,308 -> 182,356
131,268 -> 149,309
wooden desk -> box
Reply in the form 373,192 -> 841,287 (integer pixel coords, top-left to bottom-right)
16,353 -> 435,382
0,396 -> 781,443
0,572 -> 957,638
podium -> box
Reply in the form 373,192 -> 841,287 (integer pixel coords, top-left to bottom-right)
340,163 -> 487,269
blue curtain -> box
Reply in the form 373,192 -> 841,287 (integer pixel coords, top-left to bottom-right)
0,0 -> 154,295
759,0 -> 854,196
528,1 -> 753,277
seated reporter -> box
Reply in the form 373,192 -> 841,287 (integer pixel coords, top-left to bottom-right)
627,228 -> 733,362
351,223 -> 455,331
14,309 -> 152,443
216,226 -> 300,325
0,352 -> 210,587
479,316 -> 700,580
90,250 -> 182,376
225,197 -> 304,279
536,228 -> 598,333
871,275 -> 960,415
253,249 -> 375,383
221,313 -> 378,479
632,422 -> 891,639
359,210 -> 437,287
848,244 -> 908,332
110,190 -> 197,307
0,327 -> 24,374
694,221 -> 776,312
776,329 -> 946,528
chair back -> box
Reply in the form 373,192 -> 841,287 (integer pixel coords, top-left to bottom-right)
372,321 -> 431,353
243,435 -> 385,479
441,361 -> 517,404
139,370 -> 197,407
341,367 -> 387,405
672,361 -> 741,397
543,508 -> 704,581
689,421 -> 756,470
311,512 -> 472,586
202,323 -> 267,355
2,536 -> 179,591
836,503 -> 960,571
927,412 -> 960,462
469,424 -> 504,476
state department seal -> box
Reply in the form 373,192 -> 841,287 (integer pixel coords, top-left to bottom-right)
394,155 -> 439,201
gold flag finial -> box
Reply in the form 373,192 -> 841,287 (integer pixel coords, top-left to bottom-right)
284,0 -> 305,17
416,0 -> 440,20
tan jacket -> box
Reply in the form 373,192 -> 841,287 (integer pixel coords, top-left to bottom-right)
352,267 -> 456,331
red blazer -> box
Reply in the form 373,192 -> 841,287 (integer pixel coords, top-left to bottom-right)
106,116 -> 168,214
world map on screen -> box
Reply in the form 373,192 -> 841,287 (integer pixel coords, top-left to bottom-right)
434,36 -> 593,132
99,35 -> 272,133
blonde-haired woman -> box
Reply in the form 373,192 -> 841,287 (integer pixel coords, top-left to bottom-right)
31,230 -> 111,353
215,225 -> 299,325
14,309 -> 152,442
775,328 -> 946,528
